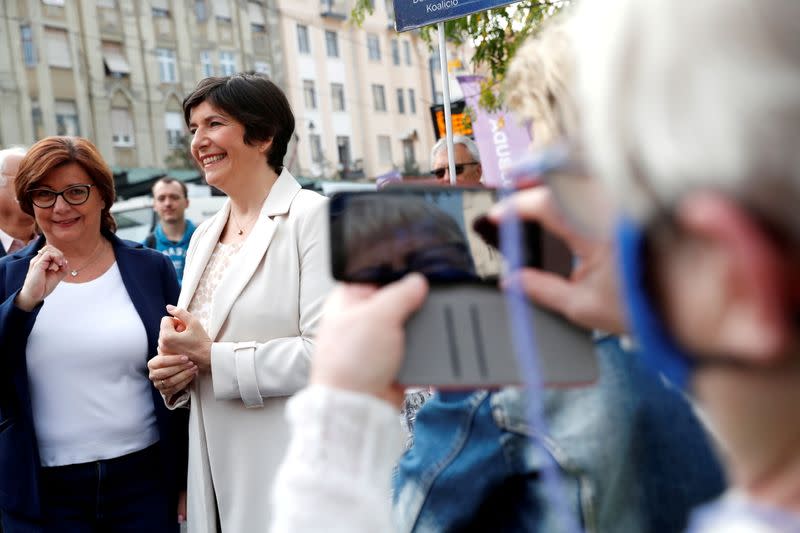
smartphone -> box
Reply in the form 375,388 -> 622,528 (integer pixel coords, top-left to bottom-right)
328,187 -> 598,388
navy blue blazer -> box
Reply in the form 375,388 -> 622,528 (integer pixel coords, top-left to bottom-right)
0,231 -> 187,522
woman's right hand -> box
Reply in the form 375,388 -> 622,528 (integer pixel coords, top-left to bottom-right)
15,245 -> 69,312
148,354 -> 198,398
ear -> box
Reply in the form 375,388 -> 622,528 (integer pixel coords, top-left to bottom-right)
676,192 -> 793,363
259,137 -> 273,154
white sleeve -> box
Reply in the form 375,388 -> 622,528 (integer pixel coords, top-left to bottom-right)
209,202 -> 333,406
270,385 -> 403,533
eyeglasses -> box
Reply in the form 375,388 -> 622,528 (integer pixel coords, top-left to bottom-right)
28,184 -> 95,208
430,162 -> 480,179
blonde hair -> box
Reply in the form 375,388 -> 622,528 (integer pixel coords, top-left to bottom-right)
574,0 -> 800,241
504,14 -> 579,147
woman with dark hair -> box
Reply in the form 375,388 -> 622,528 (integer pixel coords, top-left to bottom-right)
147,73 -> 332,531
0,136 -> 186,532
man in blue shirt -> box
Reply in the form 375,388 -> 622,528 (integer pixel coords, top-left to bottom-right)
144,177 -> 196,285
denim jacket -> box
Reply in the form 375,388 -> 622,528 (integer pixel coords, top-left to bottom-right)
393,336 -> 725,533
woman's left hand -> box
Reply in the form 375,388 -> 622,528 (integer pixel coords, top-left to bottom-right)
159,305 -> 213,373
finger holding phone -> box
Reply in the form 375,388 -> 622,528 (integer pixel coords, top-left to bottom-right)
310,274 -> 429,408
15,245 -> 70,312
489,186 -> 627,334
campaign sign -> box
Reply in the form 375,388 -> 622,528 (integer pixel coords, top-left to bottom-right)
394,0 -> 520,32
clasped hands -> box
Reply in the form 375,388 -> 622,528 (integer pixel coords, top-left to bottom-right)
148,304 -> 212,398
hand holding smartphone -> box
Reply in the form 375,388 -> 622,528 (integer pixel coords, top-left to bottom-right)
328,186 -> 598,388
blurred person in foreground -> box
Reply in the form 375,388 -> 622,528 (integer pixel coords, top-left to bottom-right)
390,13 -> 722,533
144,177 -> 197,285
270,0 -> 800,532
0,147 -> 36,257
272,11 -> 723,533
0,136 -> 186,532
571,0 -> 800,530
146,73 -> 332,532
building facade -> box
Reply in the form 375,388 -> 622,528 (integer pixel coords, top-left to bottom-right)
0,0 -> 438,179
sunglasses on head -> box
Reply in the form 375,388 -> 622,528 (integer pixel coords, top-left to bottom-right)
430,162 -> 479,179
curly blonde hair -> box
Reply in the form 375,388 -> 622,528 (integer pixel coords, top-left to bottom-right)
504,14 -> 579,148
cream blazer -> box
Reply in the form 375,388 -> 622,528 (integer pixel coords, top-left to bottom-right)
173,170 -> 333,533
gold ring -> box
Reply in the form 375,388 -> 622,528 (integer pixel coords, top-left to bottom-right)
160,380 -> 166,388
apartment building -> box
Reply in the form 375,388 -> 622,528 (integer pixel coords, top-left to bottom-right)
0,0 -> 437,179
275,0 -> 435,178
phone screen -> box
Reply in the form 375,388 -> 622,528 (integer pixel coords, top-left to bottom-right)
330,187 -> 499,284
329,187 -> 572,285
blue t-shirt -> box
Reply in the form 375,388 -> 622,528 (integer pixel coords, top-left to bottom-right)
143,220 -> 197,285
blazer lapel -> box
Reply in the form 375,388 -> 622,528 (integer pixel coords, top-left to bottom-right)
177,202 -> 230,309
206,170 -> 301,340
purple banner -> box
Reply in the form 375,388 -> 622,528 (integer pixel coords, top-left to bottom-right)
456,75 -> 532,188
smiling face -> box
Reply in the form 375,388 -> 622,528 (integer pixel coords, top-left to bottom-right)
32,162 -> 104,246
188,100 -> 272,193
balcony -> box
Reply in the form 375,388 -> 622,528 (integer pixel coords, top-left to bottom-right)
320,0 -> 347,20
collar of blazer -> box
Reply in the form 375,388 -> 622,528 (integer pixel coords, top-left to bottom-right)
178,168 -> 302,340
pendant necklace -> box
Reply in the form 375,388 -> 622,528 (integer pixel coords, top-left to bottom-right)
229,209 -> 259,236
68,239 -> 106,277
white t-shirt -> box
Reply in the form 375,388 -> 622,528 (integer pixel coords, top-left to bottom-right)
26,262 -> 159,467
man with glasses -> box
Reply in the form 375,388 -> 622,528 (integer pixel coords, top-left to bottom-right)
429,135 -> 483,186
0,147 -> 36,258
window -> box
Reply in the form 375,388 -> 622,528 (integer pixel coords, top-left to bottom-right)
200,51 -> 214,78
165,112 -> 184,148
377,135 -> 392,164
391,39 -> 400,66
408,88 -> 416,114
254,61 -> 270,76
303,80 -> 317,110
21,25 -> 36,66
331,83 -> 345,112
213,0 -> 231,20
31,101 -> 44,140
219,51 -> 237,76
156,48 -> 177,83
297,24 -> 310,54
55,101 -> 79,136
151,0 -> 170,17
248,1 -> 265,31
336,136 -> 351,168
396,89 -> 405,114
309,134 -> 323,164
111,108 -> 135,147
372,84 -> 386,112
403,40 -> 412,65
402,139 -> 416,169
45,28 -> 71,68
102,42 -> 131,77
42,0 -> 65,5
367,34 -> 380,61
194,0 -> 208,21
325,30 -> 339,58
435,91 -> 443,105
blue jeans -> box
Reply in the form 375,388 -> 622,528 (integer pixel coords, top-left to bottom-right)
1,444 -> 178,533
393,336 -> 725,533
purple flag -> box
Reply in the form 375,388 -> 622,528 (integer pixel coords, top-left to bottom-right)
375,168 -> 403,189
456,75 -> 532,188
